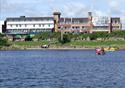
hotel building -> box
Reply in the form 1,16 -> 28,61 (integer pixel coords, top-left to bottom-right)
2,12 -> 122,40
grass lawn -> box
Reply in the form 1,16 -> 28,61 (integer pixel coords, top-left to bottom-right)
13,40 -> 125,49
14,41 -> 50,46
65,40 -> 125,47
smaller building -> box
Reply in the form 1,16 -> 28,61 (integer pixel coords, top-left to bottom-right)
58,18 -> 90,33
111,18 -> 122,31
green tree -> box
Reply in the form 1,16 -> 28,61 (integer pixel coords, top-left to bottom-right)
0,38 -> 8,47
59,34 -> 71,44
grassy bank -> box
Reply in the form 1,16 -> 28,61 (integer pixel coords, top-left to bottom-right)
13,40 -> 125,50
66,40 -> 125,46
13,41 -> 50,46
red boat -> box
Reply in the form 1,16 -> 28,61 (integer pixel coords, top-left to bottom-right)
96,47 -> 105,55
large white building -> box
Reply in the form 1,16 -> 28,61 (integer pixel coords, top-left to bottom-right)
5,16 -> 54,34
5,12 -> 122,35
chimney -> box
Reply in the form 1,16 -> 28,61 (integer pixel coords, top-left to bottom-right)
88,12 -> 92,17
88,12 -> 93,33
20,16 -> 25,18
109,17 -> 112,33
53,12 -> 61,32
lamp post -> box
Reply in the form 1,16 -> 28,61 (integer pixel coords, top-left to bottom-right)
61,26 -> 63,41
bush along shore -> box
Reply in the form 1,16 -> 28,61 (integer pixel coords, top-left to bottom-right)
0,30 -> 125,50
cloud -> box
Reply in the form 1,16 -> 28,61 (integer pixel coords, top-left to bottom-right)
0,0 -> 125,29
0,0 -> 54,18
94,10 -> 108,16
108,0 -> 125,29
107,0 -> 124,15
59,2 -> 89,17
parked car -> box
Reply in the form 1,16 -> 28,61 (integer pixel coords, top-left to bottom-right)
41,44 -> 49,48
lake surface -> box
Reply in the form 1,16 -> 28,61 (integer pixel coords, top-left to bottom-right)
0,50 -> 125,88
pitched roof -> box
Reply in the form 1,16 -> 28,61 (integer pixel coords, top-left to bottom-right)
6,16 -> 53,21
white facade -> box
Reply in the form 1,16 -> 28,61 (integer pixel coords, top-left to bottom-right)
6,17 -> 54,34
92,16 -> 110,26
7,21 -> 54,29
0,21 -> 4,33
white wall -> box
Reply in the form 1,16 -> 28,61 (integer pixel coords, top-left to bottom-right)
0,21 -> 4,33
7,21 -> 54,29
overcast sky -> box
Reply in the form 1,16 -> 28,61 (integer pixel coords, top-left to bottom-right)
0,0 -> 125,28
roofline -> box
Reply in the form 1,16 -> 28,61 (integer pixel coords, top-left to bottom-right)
6,16 -> 53,20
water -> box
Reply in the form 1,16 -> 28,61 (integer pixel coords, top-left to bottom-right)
0,50 -> 125,88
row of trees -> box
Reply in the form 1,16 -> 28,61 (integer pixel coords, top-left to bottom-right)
0,33 -> 8,48
68,30 -> 125,40
33,30 -> 125,44
33,32 -> 61,41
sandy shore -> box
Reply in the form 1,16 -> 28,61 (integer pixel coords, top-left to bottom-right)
26,47 -> 95,50
1,46 -> 125,51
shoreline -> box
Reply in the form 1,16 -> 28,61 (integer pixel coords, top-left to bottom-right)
26,47 -> 95,50
24,48 -> 125,51
1,44 -> 125,51
0,47 -> 95,51
0,47 -> 125,51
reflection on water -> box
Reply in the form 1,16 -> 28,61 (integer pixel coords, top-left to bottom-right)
0,50 -> 125,88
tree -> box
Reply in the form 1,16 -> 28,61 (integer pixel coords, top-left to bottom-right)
58,34 -> 71,44
0,38 -> 8,47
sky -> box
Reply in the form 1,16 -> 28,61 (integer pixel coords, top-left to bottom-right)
0,0 -> 125,29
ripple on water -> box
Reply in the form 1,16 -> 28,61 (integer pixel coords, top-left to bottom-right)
0,50 -> 125,88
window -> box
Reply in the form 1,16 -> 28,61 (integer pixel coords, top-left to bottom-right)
42,24 -> 45,27
25,24 -> 27,27
16,24 -> 18,27
115,20 -> 117,23
48,24 -> 51,27
39,24 -> 41,27
19,24 -> 21,27
33,24 -> 35,27
10,24 -> 12,27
